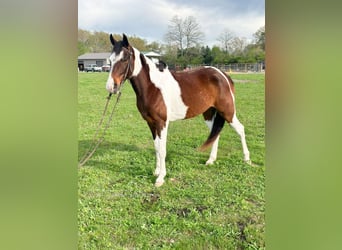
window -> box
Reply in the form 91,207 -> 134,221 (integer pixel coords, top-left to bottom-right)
96,60 -> 104,67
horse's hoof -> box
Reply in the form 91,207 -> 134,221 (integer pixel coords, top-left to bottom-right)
245,160 -> 253,166
155,181 -> 164,187
205,159 -> 214,165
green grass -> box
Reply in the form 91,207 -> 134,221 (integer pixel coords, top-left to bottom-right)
78,72 -> 265,249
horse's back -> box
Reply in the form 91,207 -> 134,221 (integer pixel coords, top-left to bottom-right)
169,66 -> 235,119
172,66 -> 233,86
171,66 -> 234,98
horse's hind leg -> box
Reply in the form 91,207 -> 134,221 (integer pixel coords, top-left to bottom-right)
229,114 -> 251,164
205,134 -> 220,165
203,108 -> 220,165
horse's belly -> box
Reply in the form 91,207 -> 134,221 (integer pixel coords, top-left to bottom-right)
168,109 -> 187,121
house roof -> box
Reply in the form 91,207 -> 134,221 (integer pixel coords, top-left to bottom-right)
143,51 -> 161,57
78,52 -> 111,60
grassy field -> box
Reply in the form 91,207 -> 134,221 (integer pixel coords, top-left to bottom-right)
78,72 -> 265,249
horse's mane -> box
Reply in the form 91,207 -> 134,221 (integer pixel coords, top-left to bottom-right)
156,60 -> 167,72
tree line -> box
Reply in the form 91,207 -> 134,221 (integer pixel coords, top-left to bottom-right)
78,15 -> 265,67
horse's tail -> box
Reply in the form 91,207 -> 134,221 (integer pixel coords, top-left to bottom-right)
199,112 -> 226,151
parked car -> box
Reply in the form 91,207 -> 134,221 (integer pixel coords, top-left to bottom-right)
84,64 -> 102,72
102,64 -> 111,72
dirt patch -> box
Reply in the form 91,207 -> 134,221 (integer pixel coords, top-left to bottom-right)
173,205 -> 209,218
142,192 -> 160,205
233,79 -> 258,84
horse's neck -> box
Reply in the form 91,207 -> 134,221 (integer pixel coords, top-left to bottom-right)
129,50 -> 150,98
130,49 -> 157,98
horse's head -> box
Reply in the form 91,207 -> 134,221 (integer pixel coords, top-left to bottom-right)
106,33 -> 133,94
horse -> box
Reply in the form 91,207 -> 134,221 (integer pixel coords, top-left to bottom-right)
106,34 -> 251,187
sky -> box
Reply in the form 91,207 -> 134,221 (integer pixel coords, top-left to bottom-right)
78,0 -> 265,47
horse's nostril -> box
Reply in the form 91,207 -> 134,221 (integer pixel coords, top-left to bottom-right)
113,84 -> 118,94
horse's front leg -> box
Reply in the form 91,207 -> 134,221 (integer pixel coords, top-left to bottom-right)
153,122 -> 169,187
153,138 -> 161,177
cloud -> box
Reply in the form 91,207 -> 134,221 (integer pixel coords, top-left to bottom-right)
78,0 -> 264,45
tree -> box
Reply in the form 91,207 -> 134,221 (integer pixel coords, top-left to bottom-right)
201,46 -> 213,65
77,30 -> 150,55
164,15 -> 204,58
253,26 -> 265,51
78,29 -> 91,55
217,29 -> 234,54
211,46 -> 228,64
78,29 -> 92,44
228,37 -> 248,56
87,31 -> 112,52
244,44 -> 265,63
183,16 -> 204,51
78,29 -> 113,54
164,16 -> 184,55
78,41 -> 88,56
78,25 -> 265,66
161,44 -> 178,64
147,41 -> 162,52
126,35 -> 147,51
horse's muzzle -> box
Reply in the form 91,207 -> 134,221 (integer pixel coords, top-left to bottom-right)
113,84 -> 119,94
107,83 -> 119,94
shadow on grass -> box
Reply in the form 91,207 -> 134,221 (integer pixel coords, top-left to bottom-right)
78,140 -> 157,183
78,140 -> 142,168
78,140 -> 142,155
78,139 -> 258,183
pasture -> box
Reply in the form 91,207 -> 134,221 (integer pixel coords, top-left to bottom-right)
78,72 -> 265,249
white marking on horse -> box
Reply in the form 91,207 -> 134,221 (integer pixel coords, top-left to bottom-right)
154,122 -> 169,187
144,56 -> 188,121
112,51 -> 124,64
106,51 -> 125,92
132,50 -> 188,122
229,114 -> 250,163
205,117 -> 220,165
106,66 -> 114,93
132,48 -> 142,77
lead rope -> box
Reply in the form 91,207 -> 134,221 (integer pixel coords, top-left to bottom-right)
78,91 -> 122,168
79,50 -> 132,168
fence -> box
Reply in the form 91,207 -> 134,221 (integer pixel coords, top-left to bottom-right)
169,62 -> 265,73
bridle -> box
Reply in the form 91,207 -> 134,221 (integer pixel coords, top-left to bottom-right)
114,48 -> 133,94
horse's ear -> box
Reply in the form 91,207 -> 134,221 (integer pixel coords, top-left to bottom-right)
110,34 -> 116,45
122,33 -> 129,47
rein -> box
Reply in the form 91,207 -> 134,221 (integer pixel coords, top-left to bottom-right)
118,50 -> 132,91
78,48 -> 133,168
78,90 -> 122,168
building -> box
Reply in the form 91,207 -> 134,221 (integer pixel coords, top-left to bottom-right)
142,51 -> 161,64
78,51 -> 162,71
78,52 -> 111,71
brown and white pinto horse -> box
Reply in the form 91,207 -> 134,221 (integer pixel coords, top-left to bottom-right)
106,34 -> 251,187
